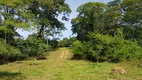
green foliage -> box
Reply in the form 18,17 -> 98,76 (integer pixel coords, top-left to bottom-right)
91,33 -> 142,62
0,39 -> 27,64
13,35 -> 51,57
0,0 -> 36,44
0,0 -> 71,64
28,0 -> 71,40
71,0 -> 142,63
72,33 -> 142,62
72,40 -> 83,59
58,37 -> 76,47
49,40 -> 59,50
71,2 -> 107,40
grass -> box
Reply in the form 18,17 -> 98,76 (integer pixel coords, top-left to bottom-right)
0,48 -> 142,80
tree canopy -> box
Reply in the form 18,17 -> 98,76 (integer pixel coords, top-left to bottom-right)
71,2 -> 107,40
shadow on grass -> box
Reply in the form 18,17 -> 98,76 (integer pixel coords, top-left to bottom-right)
0,71 -> 20,77
0,71 -> 26,80
0,71 -> 27,80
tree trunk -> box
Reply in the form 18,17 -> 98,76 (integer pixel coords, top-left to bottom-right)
38,24 -> 44,40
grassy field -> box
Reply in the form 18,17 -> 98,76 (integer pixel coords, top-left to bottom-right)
0,48 -> 142,80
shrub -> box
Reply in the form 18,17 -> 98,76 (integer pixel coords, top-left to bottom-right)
72,33 -> 142,62
59,37 -> 77,47
92,33 -> 142,62
13,37 -> 51,57
49,40 -> 58,50
72,40 -> 99,61
0,39 -> 27,64
72,40 -> 84,59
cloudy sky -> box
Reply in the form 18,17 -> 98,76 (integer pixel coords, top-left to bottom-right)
18,0 -> 111,39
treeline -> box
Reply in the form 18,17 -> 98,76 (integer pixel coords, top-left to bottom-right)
70,0 -> 142,62
0,0 -> 71,64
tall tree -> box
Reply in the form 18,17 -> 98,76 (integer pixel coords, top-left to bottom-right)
104,0 -> 122,36
121,0 -> 142,41
0,0 -> 35,43
28,0 -> 71,40
107,0 -> 142,41
71,2 -> 107,41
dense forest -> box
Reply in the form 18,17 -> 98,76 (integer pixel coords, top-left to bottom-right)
0,0 -> 142,65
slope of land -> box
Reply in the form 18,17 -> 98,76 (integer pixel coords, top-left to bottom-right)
0,48 -> 141,80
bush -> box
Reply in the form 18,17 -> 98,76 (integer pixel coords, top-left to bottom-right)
72,33 -> 142,62
72,40 -> 94,60
13,36 -> 51,57
59,37 -> 77,47
0,39 -> 27,64
72,40 -> 84,59
23,39 -> 50,57
49,40 -> 58,50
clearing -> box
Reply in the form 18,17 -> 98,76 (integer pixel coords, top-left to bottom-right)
0,48 -> 142,80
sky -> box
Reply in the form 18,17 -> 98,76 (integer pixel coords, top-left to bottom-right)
18,0 -> 111,39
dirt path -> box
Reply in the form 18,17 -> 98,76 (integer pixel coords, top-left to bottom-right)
39,48 -> 72,80
45,48 -> 69,64
47,48 -> 71,61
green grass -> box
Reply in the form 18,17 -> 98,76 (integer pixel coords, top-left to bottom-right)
0,48 -> 141,80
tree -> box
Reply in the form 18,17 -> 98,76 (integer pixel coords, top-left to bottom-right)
104,0 -> 122,36
0,0 -> 72,64
71,0 -> 142,62
71,2 -> 107,41
58,37 -> 76,47
0,0 -> 35,44
28,0 -> 71,41
121,0 -> 142,42
108,0 -> 142,45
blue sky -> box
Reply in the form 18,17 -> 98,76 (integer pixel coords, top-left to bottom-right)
18,0 -> 111,39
